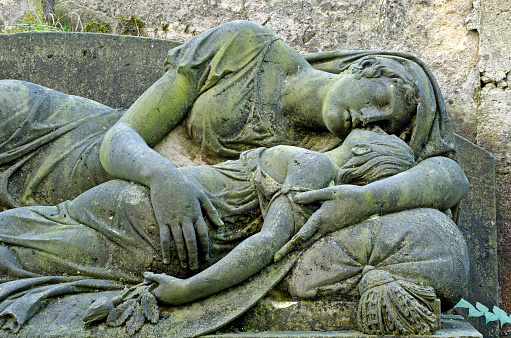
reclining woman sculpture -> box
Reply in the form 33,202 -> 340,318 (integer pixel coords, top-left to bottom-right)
0,20 -> 469,335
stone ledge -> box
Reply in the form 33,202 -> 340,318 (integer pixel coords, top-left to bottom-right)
220,299 -> 441,333
206,315 -> 481,338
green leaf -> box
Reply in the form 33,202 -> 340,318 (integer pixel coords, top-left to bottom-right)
476,302 -> 489,313
493,306 -> 510,324
493,306 -> 507,316
454,299 -> 477,311
468,308 -> 484,317
501,317 -> 511,328
485,312 -> 499,323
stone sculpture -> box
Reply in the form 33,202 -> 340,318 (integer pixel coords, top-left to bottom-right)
0,20 -> 470,335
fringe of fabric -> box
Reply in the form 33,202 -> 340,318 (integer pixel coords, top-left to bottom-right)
357,266 -> 439,335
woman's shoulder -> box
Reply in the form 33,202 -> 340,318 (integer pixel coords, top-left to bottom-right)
213,20 -> 276,35
164,21 -> 284,74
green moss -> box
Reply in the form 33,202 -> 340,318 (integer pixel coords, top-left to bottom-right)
85,20 -> 95,32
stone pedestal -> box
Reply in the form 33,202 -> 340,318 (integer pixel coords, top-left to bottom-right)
207,315 -> 481,338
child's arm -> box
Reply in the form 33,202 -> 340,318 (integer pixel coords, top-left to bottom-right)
143,146 -> 339,305
144,195 -> 295,305
259,145 -> 338,189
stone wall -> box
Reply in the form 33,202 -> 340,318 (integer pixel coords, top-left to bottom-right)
1,0 -> 510,335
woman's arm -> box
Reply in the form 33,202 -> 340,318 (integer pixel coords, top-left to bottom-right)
100,70 -> 223,269
275,156 -> 470,260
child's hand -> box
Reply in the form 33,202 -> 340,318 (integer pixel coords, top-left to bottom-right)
274,185 -> 367,261
143,272 -> 189,305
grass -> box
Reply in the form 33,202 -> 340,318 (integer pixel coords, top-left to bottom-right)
0,2 -> 145,37
1,5 -> 68,33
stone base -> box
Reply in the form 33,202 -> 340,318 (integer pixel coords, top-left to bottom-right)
220,298 -> 442,333
206,315 -> 481,338
2,289 -> 480,337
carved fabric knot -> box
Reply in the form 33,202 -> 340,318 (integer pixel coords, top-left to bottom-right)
358,265 -> 395,295
357,266 -> 439,335
280,186 -> 291,195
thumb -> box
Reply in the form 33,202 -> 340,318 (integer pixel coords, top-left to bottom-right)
293,187 -> 338,204
199,193 -> 224,227
274,220 -> 317,262
143,272 -> 169,284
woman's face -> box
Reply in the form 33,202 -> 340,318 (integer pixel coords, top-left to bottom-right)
322,75 -> 414,138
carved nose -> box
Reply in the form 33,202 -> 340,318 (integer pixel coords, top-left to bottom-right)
350,111 -> 363,128
359,108 -> 386,126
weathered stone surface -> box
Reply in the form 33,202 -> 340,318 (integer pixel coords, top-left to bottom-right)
6,252 -> 299,338
0,0 -> 39,27
477,88 -> 511,174
222,299 -> 441,333
60,0 -> 478,98
446,67 -> 480,143
476,2 -> 511,335
0,1 -> 483,163
53,1 -> 123,33
0,29 -> 491,336
207,315 -> 481,337
0,1 -> 504,334
496,174 -> 511,328
225,300 -> 360,332
479,0 -> 511,88
0,32 -> 180,108
455,135 -> 498,338
0,0 -> 481,141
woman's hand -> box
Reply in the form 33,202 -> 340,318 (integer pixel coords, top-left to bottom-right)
143,272 -> 189,305
274,184 -> 367,261
150,171 -> 223,270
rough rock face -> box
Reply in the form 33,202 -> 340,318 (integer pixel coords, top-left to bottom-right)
474,3 -> 511,334
63,0 -> 479,98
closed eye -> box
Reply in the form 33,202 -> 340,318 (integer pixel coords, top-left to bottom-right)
374,84 -> 391,108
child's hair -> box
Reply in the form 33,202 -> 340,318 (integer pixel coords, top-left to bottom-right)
337,134 -> 415,186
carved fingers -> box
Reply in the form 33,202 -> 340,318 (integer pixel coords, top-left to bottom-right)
160,214 -> 210,270
159,225 -> 172,264
198,192 -> 224,228
152,177 -> 221,270
293,186 -> 340,204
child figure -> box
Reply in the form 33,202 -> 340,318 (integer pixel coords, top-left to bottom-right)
142,128 -> 416,304
0,129 -> 415,312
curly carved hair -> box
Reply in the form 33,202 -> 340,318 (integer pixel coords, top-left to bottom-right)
346,57 -> 419,112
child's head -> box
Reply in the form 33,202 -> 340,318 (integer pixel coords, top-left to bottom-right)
336,129 -> 415,186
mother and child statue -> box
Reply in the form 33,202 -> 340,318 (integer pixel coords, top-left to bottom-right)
0,20 -> 470,336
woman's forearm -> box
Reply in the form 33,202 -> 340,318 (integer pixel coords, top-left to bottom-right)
99,70 -> 197,185
275,156 -> 470,261
100,121 -> 180,187
99,71 -> 224,268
